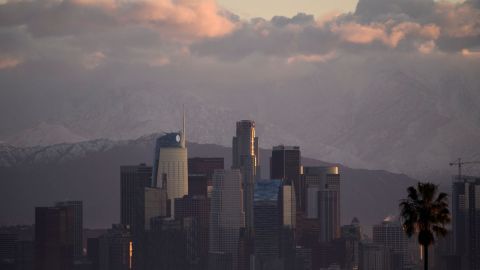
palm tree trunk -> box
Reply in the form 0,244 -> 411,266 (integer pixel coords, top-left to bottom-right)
423,244 -> 429,270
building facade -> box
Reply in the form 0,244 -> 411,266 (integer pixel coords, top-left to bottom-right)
152,132 -> 188,217
209,169 -> 245,270
54,201 -> 83,259
270,146 -> 301,209
120,164 -> 152,233
302,166 -> 340,243
34,206 -> 74,270
232,120 -> 260,230
452,176 -> 480,270
372,220 -> 408,270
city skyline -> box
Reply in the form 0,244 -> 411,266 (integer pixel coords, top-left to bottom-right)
0,116 -> 473,270
0,0 -> 479,269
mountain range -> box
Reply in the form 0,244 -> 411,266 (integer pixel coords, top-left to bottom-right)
0,134 -> 419,232
2,61 -> 479,183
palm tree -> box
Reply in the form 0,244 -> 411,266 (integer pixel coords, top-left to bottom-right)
399,182 -> 450,270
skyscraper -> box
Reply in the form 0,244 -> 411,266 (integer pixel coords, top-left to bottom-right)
0,228 -> 19,270
34,206 -> 74,270
54,201 -> 83,259
341,218 -> 362,270
302,166 -> 340,243
188,157 -> 224,196
279,181 -> 296,228
372,219 -> 408,270
209,169 -> 245,270
120,164 -> 152,233
253,179 -> 283,269
452,176 -> 480,270
270,146 -> 301,209
98,224 -> 132,270
188,157 -> 224,184
152,113 -> 188,217
232,120 -> 259,230
175,195 -> 210,270
359,241 -> 392,270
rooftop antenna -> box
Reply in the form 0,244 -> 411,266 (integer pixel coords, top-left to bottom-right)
181,105 -> 186,148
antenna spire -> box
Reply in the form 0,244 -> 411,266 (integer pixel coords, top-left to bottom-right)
182,105 -> 186,147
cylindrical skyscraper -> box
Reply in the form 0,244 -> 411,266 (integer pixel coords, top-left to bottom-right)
152,113 -> 188,218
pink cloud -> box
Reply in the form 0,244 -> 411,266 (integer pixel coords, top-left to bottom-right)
36,0 -> 236,39
461,49 -> 480,58
331,22 -> 387,45
0,56 -> 22,69
330,21 -> 440,48
418,41 -> 436,54
120,0 -> 235,38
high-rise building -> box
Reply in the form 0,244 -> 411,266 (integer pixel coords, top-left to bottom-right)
144,187 -> 167,230
232,120 -> 260,230
0,228 -> 18,270
188,174 -> 209,197
341,218 -> 362,270
175,195 -> 210,270
120,164 -> 152,233
0,226 -> 35,270
188,157 -> 224,197
188,157 -> 224,185
372,219 -> 408,270
294,247 -> 312,270
144,218 -> 188,270
34,206 -> 74,270
359,241 -> 392,270
152,114 -> 188,216
279,181 -> 296,228
452,176 -> 480,270
87,237 -> 100,270
302,166 -> 340,243
54,201 -> 83,259
270,146 -> 301,209
121,164 -> 167,270
98,224 -> 132,270
253,179 -> 282,267
209,169 -> 245,270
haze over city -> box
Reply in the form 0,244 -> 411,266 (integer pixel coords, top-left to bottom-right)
0,0 -> 479,270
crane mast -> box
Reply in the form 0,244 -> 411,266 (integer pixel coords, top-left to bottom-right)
449,158 -> 480,180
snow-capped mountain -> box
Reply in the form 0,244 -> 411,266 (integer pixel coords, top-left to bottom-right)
2,59 -> 479,182
0,136 -> 417,231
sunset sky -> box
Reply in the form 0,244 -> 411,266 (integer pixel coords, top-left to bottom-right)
218,0 -> 358,18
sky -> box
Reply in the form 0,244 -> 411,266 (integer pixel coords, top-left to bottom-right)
217,0 -> 358,19
217,0 -> 464,18
0,0 -> 479,178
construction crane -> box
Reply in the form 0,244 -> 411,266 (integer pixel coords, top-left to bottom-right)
449,158 -> 480,180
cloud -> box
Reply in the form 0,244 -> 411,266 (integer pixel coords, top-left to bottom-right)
286,51 -> 337,64
418,40 -> 436,54
119,0 -> 235,38
0,55 -> 22,69
82,51 -> 106,70
0,0 -> 235,39
435,2 -> 480,38
461,48 -> 480,58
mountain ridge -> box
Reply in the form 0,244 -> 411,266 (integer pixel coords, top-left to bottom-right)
0,135 -> 418,232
